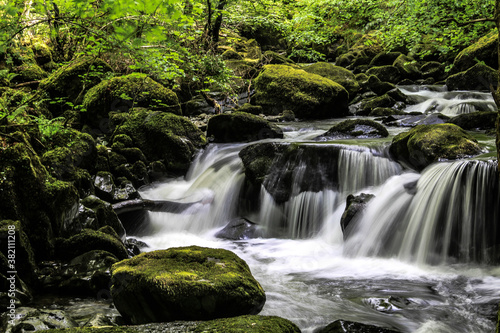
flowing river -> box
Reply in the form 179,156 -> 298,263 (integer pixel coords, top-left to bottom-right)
126,86 -> 500,332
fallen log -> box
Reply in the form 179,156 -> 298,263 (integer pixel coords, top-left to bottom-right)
112,198 -> 207,215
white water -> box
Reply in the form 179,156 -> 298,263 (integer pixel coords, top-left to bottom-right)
399,85 -> 497,116
136,138 -> 500,332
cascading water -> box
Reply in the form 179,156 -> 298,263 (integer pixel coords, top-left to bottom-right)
399,85 -> 497,116
136,118 -> 500,332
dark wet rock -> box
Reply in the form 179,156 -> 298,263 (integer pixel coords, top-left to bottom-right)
447,111 -> 497,130
0,307 -> 78,333
370,52 -> 402,67
215,218 -> 263,240
253,64 -> 349,119
57,228 -> 128,261
39,250 -> 119,296
389,123 -> 482,170
446,63 -> 499,91
114,179 -> 140,202
452,30 -> 498,73
111,246 -> 266,324
111,108 -> 207,175
365,76 -> 395,95
82,73 -> 181,128
316,119 -> 388,140
185,96 -> 213,116
383,113 -> 449,127
280,110 -> 296,122
340,193 -> 375,238
124,238 -> 149,256
79,195 -> 126,237
239,142 -> 288,187
316,319 -> 400,333
365,66 -> 401,84
421,61 -> 446,81
303,62 -> 360,99
207,112 -> 283,142
356,94 -> 396,115
94,171 -> 116,202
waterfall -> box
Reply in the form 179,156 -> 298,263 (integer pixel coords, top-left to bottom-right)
345,160 -> 500,265
399,85 -> 497,116
256,145 -> 403,238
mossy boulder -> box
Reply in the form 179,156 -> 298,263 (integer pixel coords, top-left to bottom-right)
263,50 -> 294,65
12,63 -> 47,83
31,41 -> 52,65
239,142 -> 287,187
447,111 -> 497,130
446,63 -> 499,91
369,107 -> 405,117
225,60 -> 259,79
365,65 -> 401,84
110,246 -> 266,324
111,108 -> 206,175
389,124 -> 482,170
0,133 -> 79,260
316,119 -> 389,140
57,228 -> 128,261
253,64 -> 349,118
370,52 -> 402,66
336,49 -> 371,69
82,73 -> 181,127
78,195 -> 125,237
222,49 -> 243,60
365,75 -> 396,95
237,103 -> 263,115
358,94 -> 396,115
453,30 -> 498,73
207,112 -> 283,143
193,315 -> 300,333
393,54 -> 421,80
303,62 -> 360,99
420,61 -> 446,82
39,57 -> 112,115
0,220 -> 37,285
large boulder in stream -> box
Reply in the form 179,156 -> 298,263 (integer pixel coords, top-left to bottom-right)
340,193 -> 375,237
446,63 -> 499,91
207,112 -> 283,142
453,30 -> 498,73
111,108 -> 207,175
389,124 -> 482,170
82,73 -> 181,127
316,119 -> 388,140
110,246 -> 266,324
447,111 -> 498,130
303,62 -> 360,99
253,64 -> 349,119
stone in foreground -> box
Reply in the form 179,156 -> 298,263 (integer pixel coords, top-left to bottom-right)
111,246 -> 266,324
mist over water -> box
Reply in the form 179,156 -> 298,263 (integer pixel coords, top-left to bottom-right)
137,88 -> 500,332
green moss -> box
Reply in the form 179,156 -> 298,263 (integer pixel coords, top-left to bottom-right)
263,51 -> 294,65
454,29 -> 498,72
365,65 -> 401,83
39,56 -> 112,114
207,112 -> 283,143
82,73 -> 181,127
390,123 -> 482,170
58,228 -> 128,260
81,195 -> 125,237
303,62 -> 360,99
44,328 -> 136,333
31,41 -> 52,65
446,63 -> 499,91
12,63 -> 47,83
393,54 -> 420,80
253,64 -> 349,118
239,142 -> 287,186
447,112 -> 497,130
194,315 -> 300,333
112,108 -> 206,174
222,49 -> 243,60
360,94 -> 396,114
369,107 -> 405,116
111,246 -> 266,323
225,59 -> 259,79
237,103 -> 263,115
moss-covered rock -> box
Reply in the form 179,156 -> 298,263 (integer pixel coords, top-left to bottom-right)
39,57 -> 112,115
365,75 -> 396,95
111,108 -> 206,175
237,103 -> 263,115
225,59 -> 259,79
453,29 -> 498,73
369,107 -> 405,117
207,112 -> 283,143
358,94 -> 396,115
253,64 -> 349,118
12,63 -> 47,83
393,54 -> 420,80
389,124 -> 482,170
420,61 -> 446,82
316,119 -> 389,140
446,63 -> 499,91
222,49 -> 243,60
57,228 -> 128,261
31,41 -> 52,66
365,65 -> 401,84
0,220 -> 37,285
369,52 -> 402,66
447,111 -> 497,130
263,50 -> 294,65
82,73 -> 181,127
336,49 -> 371,69
193,315 -> 300,333
78,195 -> 126,237
239,142 -> 287,187
111,246 -> 266,324
303,62 -> 360,99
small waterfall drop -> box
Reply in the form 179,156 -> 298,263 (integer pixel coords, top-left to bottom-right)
399,85 -> 497,116
256,145 -> 403,238
345,160 -> 500,265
